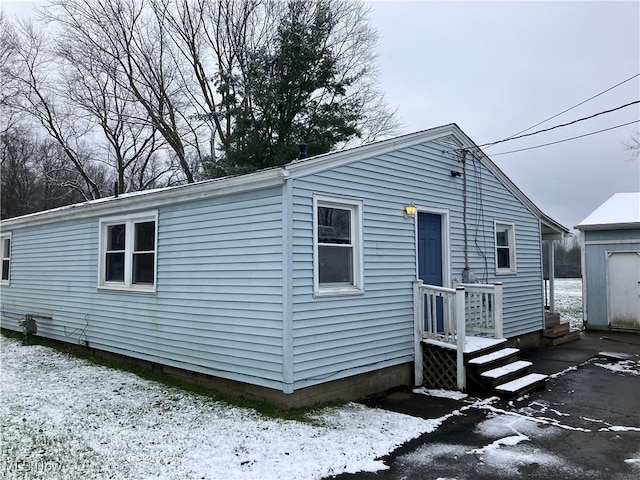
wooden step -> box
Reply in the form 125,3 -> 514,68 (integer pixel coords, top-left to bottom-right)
467,348 -> 520,373
541,330 -> 581,346
481,360 -> 532,388
543,322 -> 570,338
545,313 -> 561,328
495,373 -> 547,397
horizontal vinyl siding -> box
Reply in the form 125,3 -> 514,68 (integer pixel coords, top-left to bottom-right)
0,187 -> 285,389
583,229 -> 640,328
290,143 -> 544,386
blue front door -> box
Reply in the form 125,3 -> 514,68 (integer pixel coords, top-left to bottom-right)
418,212 -> 444,331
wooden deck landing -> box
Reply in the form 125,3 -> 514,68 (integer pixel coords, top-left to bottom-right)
422,336 -> 507,354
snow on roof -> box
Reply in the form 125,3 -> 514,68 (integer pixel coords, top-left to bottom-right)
576,192 -> 640,230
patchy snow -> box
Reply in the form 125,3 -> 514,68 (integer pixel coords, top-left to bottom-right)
398,412 -> 582,478
0,337 -> 440,480
472,445 -> 568,477
550,365 -> 579,378
398,442 -> 469,467
469,433 -> 530,454
478,404 -> 592,432
475,414 -> 558,439
594,360 -> 640,376
599,426 -> 640,433
413,387 -> 468,400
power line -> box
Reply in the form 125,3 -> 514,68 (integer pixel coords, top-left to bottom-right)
487,72 -> 640,146
489,120 -> 640,156
473,100 -> 639,149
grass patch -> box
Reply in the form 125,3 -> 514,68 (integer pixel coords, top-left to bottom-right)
1,328 -> 342,424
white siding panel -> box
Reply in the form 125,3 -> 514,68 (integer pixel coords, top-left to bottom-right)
1,187 -> 285,389
290,142 -> 544,386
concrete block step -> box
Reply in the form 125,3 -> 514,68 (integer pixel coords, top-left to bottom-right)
495,373 -> 547,397
542,330 -> 581,346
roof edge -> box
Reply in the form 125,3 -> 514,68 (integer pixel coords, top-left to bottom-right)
576,222 -> 640,231
283,123 -> 469,178
1,168 -> 285,229
445,131 -> 571,236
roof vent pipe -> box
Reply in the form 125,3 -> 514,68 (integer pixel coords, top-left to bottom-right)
298,143 -> 308,160
113,181 -> 119,198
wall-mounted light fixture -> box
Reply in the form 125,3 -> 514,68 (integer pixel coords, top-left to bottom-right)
450,170 -> 462,177
404,204 -> 417,218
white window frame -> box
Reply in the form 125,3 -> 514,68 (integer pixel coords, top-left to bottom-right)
1,233 -> 11,285
494,221 -> 517,274
313,195 -> 364,297
98,211 -> 158,292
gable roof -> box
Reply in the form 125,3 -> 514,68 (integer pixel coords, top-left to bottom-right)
1,123 -> 570,236
575,192 -> 640,230
283,123 -> 569,238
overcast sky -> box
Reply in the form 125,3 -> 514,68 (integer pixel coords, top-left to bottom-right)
368,0 -> 640,230
3,0 -> 639,230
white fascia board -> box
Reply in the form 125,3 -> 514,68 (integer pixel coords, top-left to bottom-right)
575,222 -> 640,231
283,124 -> 469,179
283,122 -> 570,236
1,169 -> 285,229
470,147 -> 571,236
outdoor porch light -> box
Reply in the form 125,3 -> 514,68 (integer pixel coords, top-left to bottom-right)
405,204 -> 417,218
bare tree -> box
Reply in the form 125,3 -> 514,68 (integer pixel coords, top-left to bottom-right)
8,20 -> 104,200
56,32 -> 167,194
0,127 -> 110,218
43,0 -> 203,183
624,132 -> 640,160
43,0 -> 397,178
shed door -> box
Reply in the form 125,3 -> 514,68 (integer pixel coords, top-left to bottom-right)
606,251 -> 640,329
418,212 -> 444,331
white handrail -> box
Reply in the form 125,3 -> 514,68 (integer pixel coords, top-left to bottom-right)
455,286 -> 466,390
415,281 -> 504,392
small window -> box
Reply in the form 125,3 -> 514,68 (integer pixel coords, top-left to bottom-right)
495,222 -> 516,274
314,196 -> 363,296
99,212 -> 157,291
1,234 -> 11,284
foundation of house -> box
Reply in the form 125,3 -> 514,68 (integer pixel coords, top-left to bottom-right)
1,329 -> 413,409
155,361 -> 414,409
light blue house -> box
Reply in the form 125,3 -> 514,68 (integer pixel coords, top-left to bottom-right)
576,192 -> 640,331
0,124 -> 569,406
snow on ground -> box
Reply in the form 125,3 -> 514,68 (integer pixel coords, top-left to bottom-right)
0,337 -> 441,480
553,278 -> 583,331
397,413 -> 582,478
594,359 -> 640,376
412,387 -> 468,400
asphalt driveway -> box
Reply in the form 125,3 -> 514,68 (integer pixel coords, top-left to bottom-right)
328,331 -> 640,480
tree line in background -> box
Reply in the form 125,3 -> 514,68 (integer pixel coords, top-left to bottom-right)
543,236 -> 581,278
1,0 -> 398,219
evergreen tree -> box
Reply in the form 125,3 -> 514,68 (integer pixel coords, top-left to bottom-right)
221,0 -> 362,174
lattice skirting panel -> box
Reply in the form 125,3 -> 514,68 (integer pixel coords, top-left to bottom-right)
422,344 -> 458,390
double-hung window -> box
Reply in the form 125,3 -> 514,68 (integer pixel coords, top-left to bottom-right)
495,221 -> 516,274
313,196 -> 363,296
1,234 -> 11,284
99,212 -> 157,291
